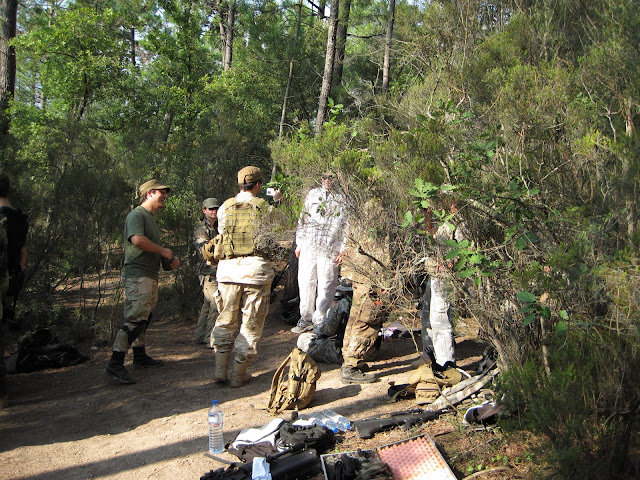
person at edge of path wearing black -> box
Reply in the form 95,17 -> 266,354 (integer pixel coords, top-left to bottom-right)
0,172 -> 29,330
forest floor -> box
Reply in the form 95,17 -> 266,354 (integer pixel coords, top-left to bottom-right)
0,270 -> 541,480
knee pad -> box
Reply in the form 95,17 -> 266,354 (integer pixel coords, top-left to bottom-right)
122,321 -> 148,345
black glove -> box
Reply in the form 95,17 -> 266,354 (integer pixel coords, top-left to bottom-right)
161,256 -> 176,271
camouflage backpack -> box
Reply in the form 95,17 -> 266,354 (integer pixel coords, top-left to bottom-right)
267,347 -> 321,414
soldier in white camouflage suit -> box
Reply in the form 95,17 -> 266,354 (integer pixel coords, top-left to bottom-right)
193,197 -> 223,346
291,171 -> 349,334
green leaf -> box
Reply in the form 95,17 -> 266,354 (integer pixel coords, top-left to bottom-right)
515,236 -> 528,250
523,314 -> 536,326
517,291 -> 537,303
555,321 -> 568,334
445,250 -> 462,260
540,306 -> 551,319
457,269 -> 477,278
455,257 -> 468,269
519,306 -> 537,314
559,310 -> 569,320
401,211 -> 413,228
469,253 -> 484,264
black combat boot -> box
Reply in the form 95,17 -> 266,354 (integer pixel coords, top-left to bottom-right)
132,347 -> 164,369
340,365 -> 375,384
106,351 -> 136,384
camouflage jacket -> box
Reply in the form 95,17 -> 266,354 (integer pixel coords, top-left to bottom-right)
194,217 -> 217,276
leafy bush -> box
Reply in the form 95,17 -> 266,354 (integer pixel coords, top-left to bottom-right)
498,261 -> 640,479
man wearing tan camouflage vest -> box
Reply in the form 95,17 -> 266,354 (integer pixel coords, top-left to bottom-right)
212,166 -> 277,388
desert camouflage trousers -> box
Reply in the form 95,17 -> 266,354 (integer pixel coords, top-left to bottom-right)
341,282 -> 389,368
212,281 -> 271,363
194,275 -> 222,346
112,277 -> 158,352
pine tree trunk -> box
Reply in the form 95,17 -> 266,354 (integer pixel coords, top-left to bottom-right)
333,0 -> 351,87
130,28 -> 136,66
278,0 -> 304,146
381,0 -> 395,94
0,0 -> 18,135
223,0 -> 236,71
315,0 -> 339,135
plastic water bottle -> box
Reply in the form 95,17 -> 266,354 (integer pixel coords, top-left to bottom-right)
309,411 -> 339,433
322,409 -> 351,431
208,400 -> 224,454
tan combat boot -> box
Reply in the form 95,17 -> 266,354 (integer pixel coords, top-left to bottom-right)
213,351 -> 231,383
229,359 -> 252,388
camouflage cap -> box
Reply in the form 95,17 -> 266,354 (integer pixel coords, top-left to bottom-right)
237,166 -> 263,185
139,179 -> 171,197
202,197 -> 220,209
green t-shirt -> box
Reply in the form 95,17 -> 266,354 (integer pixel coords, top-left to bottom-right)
122,206 -> 161,280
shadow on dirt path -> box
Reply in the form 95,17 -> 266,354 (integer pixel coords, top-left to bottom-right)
0,293 -> 487,480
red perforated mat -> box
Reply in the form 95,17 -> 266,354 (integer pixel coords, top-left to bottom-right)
377,434 -> 457,480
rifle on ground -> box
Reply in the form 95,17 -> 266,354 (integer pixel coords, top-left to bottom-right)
201,443 -> 320,480
353,408 -> 441,439
353,367 -> 500,439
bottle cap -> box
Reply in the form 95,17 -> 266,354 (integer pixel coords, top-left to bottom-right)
212,400 -> 218,405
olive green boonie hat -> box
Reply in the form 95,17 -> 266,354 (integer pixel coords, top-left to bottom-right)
237,166 -> 263,185
139,179 -> 171,197
202,197 -> 220,209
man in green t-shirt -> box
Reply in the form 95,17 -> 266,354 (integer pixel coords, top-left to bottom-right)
106,179 -> 180,384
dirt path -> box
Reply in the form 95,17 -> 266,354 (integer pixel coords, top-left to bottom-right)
0,293 -> 492,480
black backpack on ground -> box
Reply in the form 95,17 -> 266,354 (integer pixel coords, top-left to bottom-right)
201,444 -> 321,480
278,422 -> 336,453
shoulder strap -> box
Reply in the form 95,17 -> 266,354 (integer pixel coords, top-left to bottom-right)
222,197 -> 236,209
249,197 -> 266,209
224,197 -> 265,209
287,348 -> 321,408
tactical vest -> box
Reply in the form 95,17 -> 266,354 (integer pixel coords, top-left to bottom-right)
221,196 -> 266,259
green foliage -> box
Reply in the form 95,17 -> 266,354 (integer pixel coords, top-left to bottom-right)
5,0 -> 640,475
499,303 -> 640,478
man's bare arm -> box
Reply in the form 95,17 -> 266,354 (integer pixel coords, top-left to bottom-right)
130,235 -> 173,260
